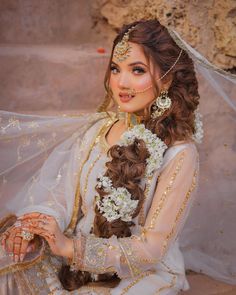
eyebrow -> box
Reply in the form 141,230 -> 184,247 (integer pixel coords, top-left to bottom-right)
111,61 -> 148,68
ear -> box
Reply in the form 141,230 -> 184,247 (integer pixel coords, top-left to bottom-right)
162,74 -> 173,90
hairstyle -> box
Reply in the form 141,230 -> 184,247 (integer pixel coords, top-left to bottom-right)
59,18 -> 200,291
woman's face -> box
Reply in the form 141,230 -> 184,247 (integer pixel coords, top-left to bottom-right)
109,42 -> 163,114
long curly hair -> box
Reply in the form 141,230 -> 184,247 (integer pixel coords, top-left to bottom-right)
59,18 -> 200,291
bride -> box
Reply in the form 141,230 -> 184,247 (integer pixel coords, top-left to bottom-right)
0,19 -> 235,294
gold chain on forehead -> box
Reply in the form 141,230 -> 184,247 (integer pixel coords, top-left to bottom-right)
113,25 -> 137,62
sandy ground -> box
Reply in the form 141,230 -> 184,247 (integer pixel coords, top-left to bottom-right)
180,272 -> 236,295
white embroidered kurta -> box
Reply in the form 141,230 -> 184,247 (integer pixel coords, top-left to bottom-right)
71,123 -> 199,295
0,115 -> 199,295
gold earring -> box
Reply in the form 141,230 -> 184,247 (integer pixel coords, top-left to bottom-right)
151,90 -> 172,118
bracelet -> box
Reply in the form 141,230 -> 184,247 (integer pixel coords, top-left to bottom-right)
69,230 -> 84,272
70,238 -> 79,272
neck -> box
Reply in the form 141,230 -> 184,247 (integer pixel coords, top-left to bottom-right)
119,112 -> 143,129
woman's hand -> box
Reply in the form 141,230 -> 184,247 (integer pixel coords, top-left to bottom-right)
1,222 -> 37,263
18,212 -> 73,259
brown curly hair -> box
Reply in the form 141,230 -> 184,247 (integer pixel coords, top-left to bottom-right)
59,18 -> 200,291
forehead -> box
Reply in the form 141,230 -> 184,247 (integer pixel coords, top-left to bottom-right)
112,42 -> 149,65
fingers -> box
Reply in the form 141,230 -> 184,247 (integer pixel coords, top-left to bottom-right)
18,238 -> 29,262
13,234 -> 24,263
1,229 -> 10,251
5,227 -> 19,254
18,213 -> 53,222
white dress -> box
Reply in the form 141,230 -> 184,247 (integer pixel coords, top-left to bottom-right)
0,115 -> 199,295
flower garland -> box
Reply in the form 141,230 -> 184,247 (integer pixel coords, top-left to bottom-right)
192,109 -> 204,144
119,124 -> 168,177
95,125 -> 168,222
95,112 -> 203,223
95,177 -> 139,222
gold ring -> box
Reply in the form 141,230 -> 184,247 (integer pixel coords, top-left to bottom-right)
20,231 -> 34,241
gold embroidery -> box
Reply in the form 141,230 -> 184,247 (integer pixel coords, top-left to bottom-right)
161,168 -> 197,256
17,136 -> 31,161
0,253 -> 46,276
14,271 -> 35,295
155,274 -> 177,294
119,236 -> 158,277
119,240 -> 137,277
81,235 -> 116,274
27,121 -> 40,129
138,175 -> 153,225
82,152 -> 102,216
99,116 -> 119,153
65,120 -> 108,235
120,270 -> 155,295
147,152 -> 185,230
1,117 -> 21,134
161,260 -> 179,275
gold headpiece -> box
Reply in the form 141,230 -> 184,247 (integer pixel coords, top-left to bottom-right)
113,25 -> 136,62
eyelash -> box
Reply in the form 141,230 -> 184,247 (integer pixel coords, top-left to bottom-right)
110,65 -> 146,75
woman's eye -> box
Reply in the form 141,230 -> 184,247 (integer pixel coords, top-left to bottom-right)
110,66 -> 119,74
133,67 -> 146,74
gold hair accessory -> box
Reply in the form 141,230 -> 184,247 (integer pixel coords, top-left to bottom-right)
113,26 -> 136,62
151,89 -> 172,118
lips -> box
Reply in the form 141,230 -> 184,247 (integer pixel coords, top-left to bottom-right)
119,92 -> 135,103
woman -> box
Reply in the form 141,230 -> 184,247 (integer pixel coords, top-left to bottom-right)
0,19 -> 234,294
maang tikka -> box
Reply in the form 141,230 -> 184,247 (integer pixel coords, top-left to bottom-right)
113,25 -> 137,62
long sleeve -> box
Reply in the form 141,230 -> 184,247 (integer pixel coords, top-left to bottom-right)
76,143 -> 199,278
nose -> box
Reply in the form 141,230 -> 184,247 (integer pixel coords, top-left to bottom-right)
117,72 -> 130,89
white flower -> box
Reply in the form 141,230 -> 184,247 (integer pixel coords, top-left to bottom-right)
119,124 -> 167,177
95,124 -> 169,223
97,174 -> 113,192
96,186 -> 139,222
192,109 -> 204,144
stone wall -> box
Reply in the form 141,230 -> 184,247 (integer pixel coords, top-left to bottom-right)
0,0 -> 235,112
91,0 -> 236,71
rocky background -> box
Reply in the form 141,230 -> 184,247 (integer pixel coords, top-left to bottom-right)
1,0 -> 235,70
0,1 -> 236,294
91,0 -> 236,72
0,0 -> 235,112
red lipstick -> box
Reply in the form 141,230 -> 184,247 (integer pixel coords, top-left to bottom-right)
119,92 -> 135,103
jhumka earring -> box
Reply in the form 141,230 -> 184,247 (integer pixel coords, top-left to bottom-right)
151,89 -> 172,118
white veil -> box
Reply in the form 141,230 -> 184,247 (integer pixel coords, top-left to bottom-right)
168,29 -> 236,285
0,28 -> 235,284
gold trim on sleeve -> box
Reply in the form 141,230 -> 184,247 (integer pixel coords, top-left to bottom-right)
161,168 -> 198,256
147,151 -> 185,230
138,175 -> 153,225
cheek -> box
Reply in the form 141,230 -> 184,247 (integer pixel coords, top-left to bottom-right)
132,75 -> 152,91
109,76 -> 117,89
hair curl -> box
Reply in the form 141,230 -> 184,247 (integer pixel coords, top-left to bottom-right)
59,18 -> 200,291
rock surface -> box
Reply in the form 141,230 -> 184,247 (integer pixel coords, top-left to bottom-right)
0,1 -> 235,294
91,0 -> 236,71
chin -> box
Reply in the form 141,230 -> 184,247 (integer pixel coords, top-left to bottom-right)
119,105 -> 145,114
